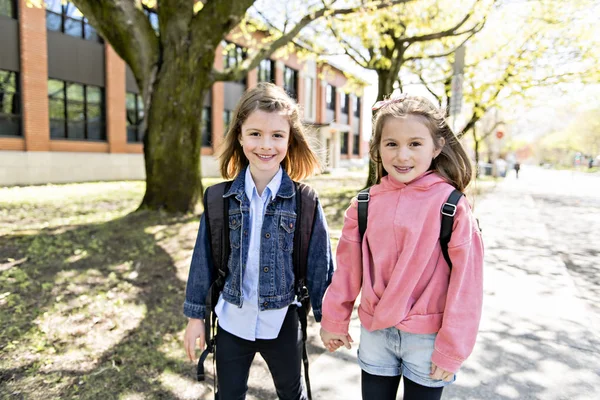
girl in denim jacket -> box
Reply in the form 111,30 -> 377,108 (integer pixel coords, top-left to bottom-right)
320,95 -> 484,400
183,83 -> 334,400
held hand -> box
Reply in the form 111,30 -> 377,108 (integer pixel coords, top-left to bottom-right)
430,362 -> 454,382
183,318 -> 205,362
320,327 -> 353,352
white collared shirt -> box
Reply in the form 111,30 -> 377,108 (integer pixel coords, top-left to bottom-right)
215,167 -> 289,340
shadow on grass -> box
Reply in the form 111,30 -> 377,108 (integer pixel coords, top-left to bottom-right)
0,210 -> 215,399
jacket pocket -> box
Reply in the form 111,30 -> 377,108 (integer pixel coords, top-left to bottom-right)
229,215 -> 242,249
279,215 -> 296,252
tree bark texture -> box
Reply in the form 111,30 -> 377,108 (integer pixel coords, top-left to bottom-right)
366,69 -> 397,187
140,54 -> 211,212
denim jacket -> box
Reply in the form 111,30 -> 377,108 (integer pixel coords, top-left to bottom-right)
184,167 -> 334,322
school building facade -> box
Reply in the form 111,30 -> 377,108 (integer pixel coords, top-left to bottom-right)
0,0 -> 368,186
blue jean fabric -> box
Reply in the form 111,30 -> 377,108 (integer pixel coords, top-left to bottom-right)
184,167 -> 334,322
357,325 -> 456,388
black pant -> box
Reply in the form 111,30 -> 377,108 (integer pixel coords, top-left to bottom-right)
361,370 -> 444,400
215,306 -> 305,400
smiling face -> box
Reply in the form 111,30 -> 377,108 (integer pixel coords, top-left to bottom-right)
379,115 -> 443,184
240,109 -> 291,182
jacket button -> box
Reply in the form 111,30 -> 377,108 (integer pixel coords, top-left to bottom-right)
244,230 -> 248,236
289,223 -> 293,228
232,219 -> 237,225
265,233 -> 271,238
263,302 -> 268,307
263,267 -> 269,272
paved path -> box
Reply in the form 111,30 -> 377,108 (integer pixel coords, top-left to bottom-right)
310,167 -> 600,399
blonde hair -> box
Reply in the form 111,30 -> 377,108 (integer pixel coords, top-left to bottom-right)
369,95 -> 473,191
219,82 -> 320,181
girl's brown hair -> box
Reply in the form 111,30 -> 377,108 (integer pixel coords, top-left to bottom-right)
369,95 -> 473,191
219,82 -> 321,181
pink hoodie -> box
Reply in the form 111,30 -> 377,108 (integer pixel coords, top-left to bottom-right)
321,171 -> 483,373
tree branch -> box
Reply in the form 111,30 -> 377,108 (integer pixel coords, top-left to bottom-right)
158,0 -> 194,52
70,0 -> 160,96
404,23 -> 483,61
189,0 -> 256,64
212,0 -> 414,82
405,1 -> 480,44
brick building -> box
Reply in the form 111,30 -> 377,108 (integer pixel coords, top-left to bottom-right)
0,0 -> 367,186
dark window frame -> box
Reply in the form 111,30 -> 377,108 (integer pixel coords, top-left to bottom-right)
201,106 -> 212,147
126,92 -> 144,143
283,66 -> 298,99
0,0 -> 17,19
223,41 -> 247,85
340,132 -> 348,155
353,132 -> 360,155
0,69 -> 21,137
223,109 -> 233,135
258,59 -> 275,83
341,93 -> 349,114
353,96 -> 361,117
48,78 -> 106,141
326,84 -> 336,111
45,1 -> 102,42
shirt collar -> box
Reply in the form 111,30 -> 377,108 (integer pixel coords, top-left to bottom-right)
244,167 -> 283,201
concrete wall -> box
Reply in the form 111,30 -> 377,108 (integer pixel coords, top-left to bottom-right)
0,151 -> 220,185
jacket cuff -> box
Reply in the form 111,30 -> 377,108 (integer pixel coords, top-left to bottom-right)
431,348 -> 464,374
320,317 -> 350,335
312,308 -> 322,323
183,301 -> 206,320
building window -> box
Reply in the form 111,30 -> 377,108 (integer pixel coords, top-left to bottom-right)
258,59 -> 275,83
45,0 -> 100,42
341,93 -> 349,114
284,66 -> 298,99
326,85 -> 336,111
48,79 -> 105,141
0,70 -> 20,136
353,96 -> 361,117
0,0 -> 16,18
304,77 -> 314,120
223,110 -> 233,135
223,41 -> 246,85
201,107 -> 211,147
353,132 -> 360,155
340,132 -> 348,155
126,92 -> 144,143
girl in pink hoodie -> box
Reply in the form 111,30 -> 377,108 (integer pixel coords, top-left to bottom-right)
320,95 -> 483,400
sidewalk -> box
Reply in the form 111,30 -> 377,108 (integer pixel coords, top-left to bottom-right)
310,176 -> 600,399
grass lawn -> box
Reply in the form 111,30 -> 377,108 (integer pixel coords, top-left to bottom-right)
0,171 -> 493,399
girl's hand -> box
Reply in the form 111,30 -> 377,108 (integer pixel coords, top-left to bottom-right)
320,327 -> 353,352
183,318 -> 205,362
430,362 -> 454,382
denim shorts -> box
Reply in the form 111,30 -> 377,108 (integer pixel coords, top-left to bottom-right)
357,325 -> 455,388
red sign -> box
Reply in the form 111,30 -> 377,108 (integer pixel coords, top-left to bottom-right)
496,131 -> 504,139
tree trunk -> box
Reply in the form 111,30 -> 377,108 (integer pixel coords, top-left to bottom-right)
140,53 -> 211,213
365,70 -> 396,187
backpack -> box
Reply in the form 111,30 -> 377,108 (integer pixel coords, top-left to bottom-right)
357,187 -> 463,269
197,180 -> 318,399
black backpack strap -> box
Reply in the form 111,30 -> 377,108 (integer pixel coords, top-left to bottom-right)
197,181 -> 232,386
293,182 -> 318,301
293,182 -> 318,400
357,188 -> 371,241
439,189 -> 463,270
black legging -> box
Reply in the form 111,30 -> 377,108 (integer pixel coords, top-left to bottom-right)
361,370 -> 444,400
